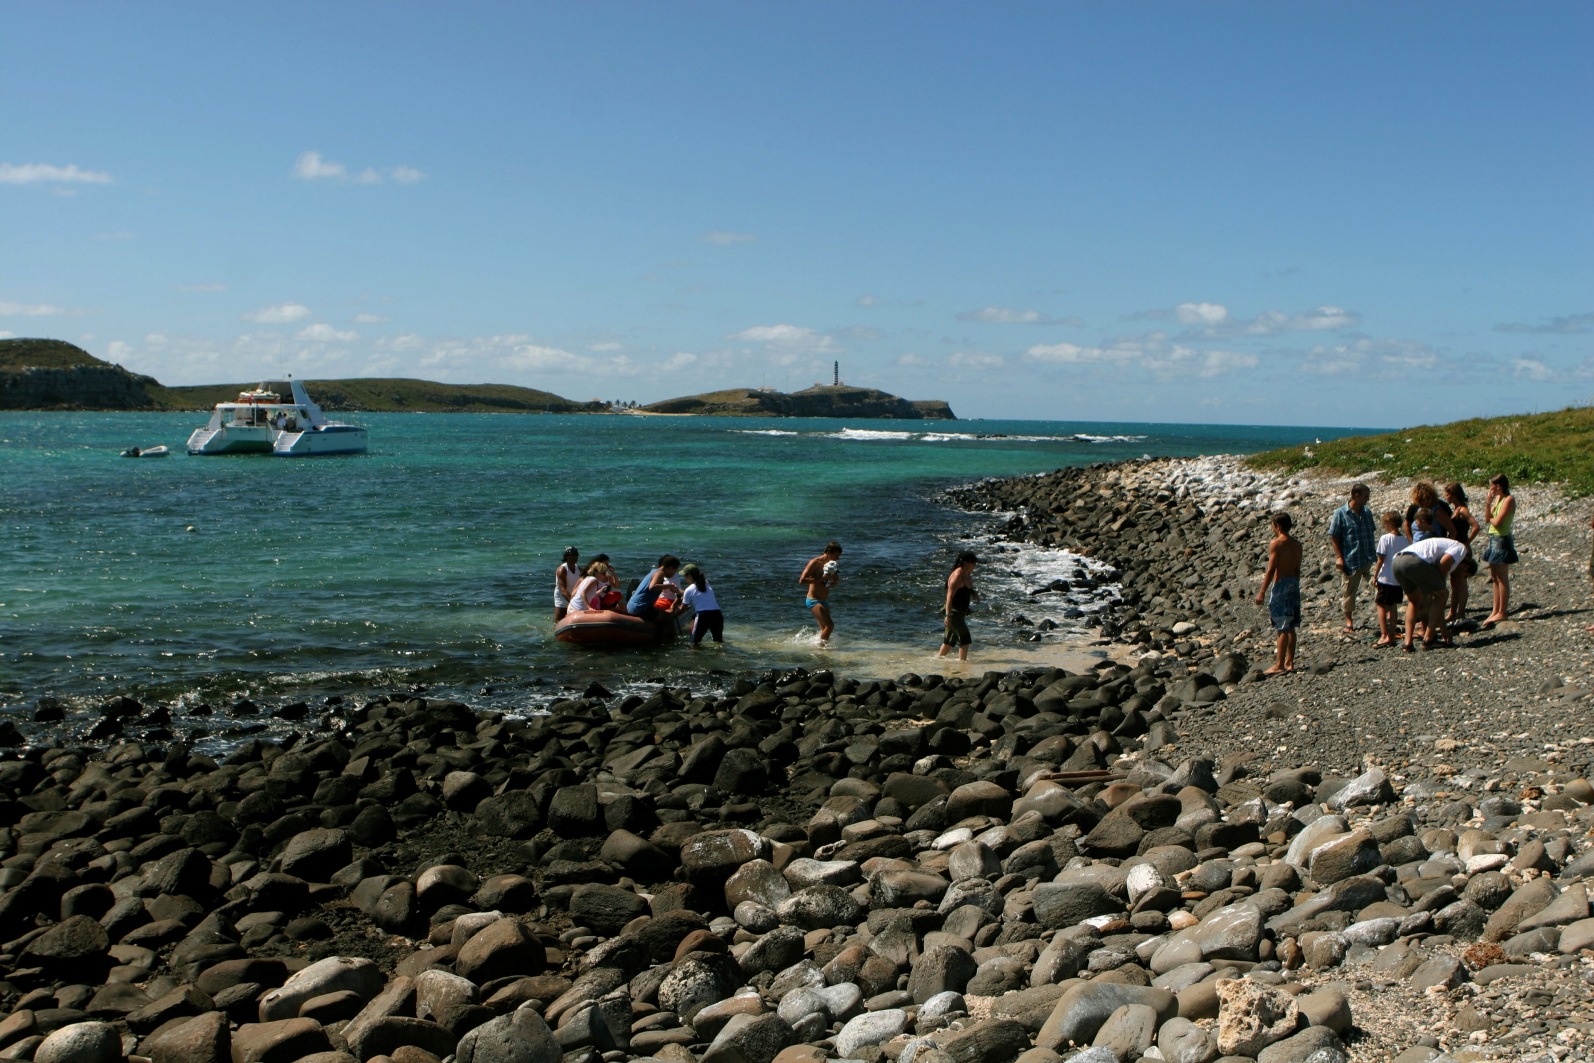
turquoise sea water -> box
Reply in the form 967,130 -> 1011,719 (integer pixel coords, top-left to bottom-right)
1,411 -> 1374,746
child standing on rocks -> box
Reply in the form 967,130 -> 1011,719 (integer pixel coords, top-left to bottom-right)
1256,511 -> 1303,674
1372,510 -> 1410,647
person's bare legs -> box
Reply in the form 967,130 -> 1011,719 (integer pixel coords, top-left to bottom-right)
1402,591 -> 1422,651
810,602 -> 833,645
1484,563 -> 1510,625
1264,631 -> 1289,674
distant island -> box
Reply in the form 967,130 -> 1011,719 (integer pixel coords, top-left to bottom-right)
641,385 -> 954,420
1,338 -> 953,419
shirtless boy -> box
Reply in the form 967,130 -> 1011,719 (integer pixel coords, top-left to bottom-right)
1255,512 -> 1303,674
799,541 -> 843,645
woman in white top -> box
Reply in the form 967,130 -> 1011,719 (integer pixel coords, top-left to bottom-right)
565,571 -> 607,614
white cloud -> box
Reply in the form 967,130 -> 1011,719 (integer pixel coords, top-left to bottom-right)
1025,332 -> 1255,380
897,353 -> 926,366
960,307 -> 1043,324
1300,337 -> 1442,375
293,151 -> 346,181
297,323 -> 358,343
662,352 -> 697,371
727,324 -> 840,352
242,303 -> 312,324
957,307 -> 1083,326
0,301 -> 66,316
107,340 -> 133,362
702,231 -> 756,245
857,295 -> 881,308
1495,311 -> 1594,335
0,163 -> 113,185
352,313 -> 386,324
178,283 -> 228,293
1176,302 -> 1229,326
1511,357 -> 1555,381
1024,341 -> 1138,366
293,152 -> 423,185
1190,349 -> 1257,376
947,351 -> 1005,370
589,341 -> 624,352
1244,305 -> 1359,335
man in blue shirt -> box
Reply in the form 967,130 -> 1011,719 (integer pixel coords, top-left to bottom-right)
1328,483 -> 1377,635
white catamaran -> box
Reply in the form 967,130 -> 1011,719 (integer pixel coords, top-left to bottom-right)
186,378 -> 368,456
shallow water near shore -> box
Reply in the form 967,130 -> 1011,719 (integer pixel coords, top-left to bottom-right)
0,411 -> 1376,746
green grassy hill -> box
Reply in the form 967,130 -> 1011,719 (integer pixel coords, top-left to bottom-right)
1247,406 -> 1594,496
154,378 -> 602,413
0,337 -> 107,371
0,337 -> 601,413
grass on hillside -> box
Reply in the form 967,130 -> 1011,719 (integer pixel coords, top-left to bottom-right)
0,338 -> 106,371
1247,405 -> 1594,497
152,378 -> 598,413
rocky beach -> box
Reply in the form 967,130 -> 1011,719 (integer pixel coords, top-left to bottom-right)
1,456 -> 1591,1063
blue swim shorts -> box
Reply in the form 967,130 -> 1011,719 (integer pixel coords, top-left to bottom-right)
805,597 -> 827,610
1269,576 -> 1301,632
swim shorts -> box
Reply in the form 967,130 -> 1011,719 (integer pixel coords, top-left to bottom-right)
1268,576 -> 1301,632
1374,582 -> 1404,608
943,609 -> 971,647
805,597 -> 826,610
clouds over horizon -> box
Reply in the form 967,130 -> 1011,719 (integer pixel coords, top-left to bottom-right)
956,306 -> 1083,326
0,163 -> 113,185
0,301 -> 69,317
725,323 -> 842,364
242,303 -> 311,324
1024,332 -> 1257,379
292,151 -> 425,185
1494,311 -> 1594,335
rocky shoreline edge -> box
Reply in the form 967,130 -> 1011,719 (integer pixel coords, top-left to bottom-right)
1,456 -> 1590,1063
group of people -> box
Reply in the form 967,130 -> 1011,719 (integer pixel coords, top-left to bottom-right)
551,538 -> 988,658
554,547 -> 724,646
1258,475 -> 1520,671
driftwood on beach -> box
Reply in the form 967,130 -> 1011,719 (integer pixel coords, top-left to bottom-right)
0,456 -> 1590,1063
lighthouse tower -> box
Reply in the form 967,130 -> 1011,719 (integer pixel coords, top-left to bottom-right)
833,361 -> 839,386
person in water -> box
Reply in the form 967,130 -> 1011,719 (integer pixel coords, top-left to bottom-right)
679,563 -> 724,646
937,550 -> 980,661
553,546 -> 581,621
628,555 -> 682,623
798,541 -> 843,646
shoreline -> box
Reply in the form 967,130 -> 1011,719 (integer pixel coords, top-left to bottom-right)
1,455 -> 1589,1062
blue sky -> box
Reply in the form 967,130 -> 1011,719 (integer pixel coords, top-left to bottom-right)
4,2 -> 1589,425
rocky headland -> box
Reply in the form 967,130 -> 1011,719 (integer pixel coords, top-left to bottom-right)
0,456 -> 1590,1063
641,386 -> 954,420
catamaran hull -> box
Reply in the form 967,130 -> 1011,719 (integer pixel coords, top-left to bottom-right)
187,425 -> 368,456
